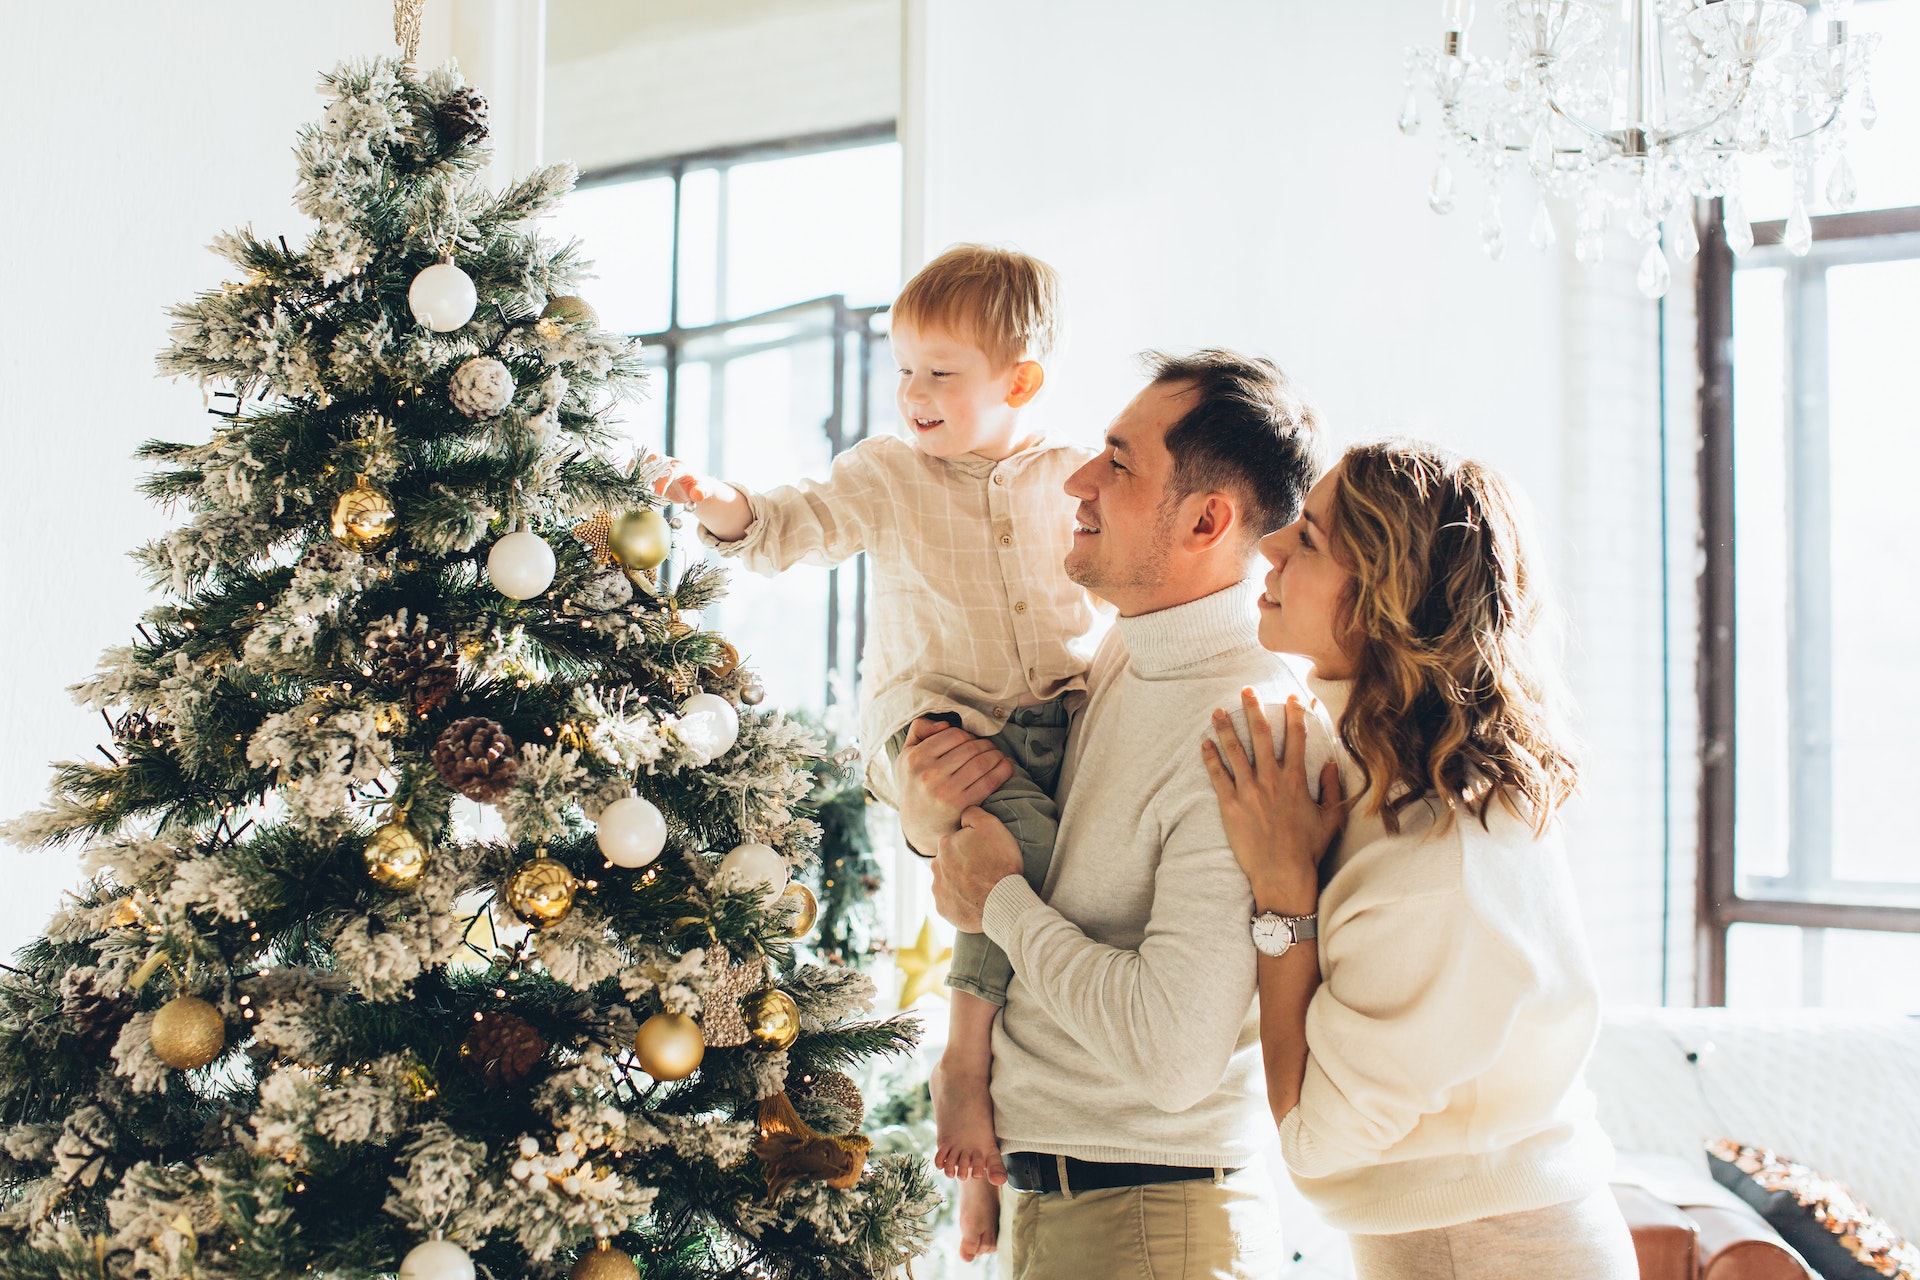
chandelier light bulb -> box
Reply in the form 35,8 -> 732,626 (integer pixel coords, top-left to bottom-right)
1441,0 -> 1474,34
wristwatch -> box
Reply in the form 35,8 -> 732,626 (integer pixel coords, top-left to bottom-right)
1251,912 -> 1317,957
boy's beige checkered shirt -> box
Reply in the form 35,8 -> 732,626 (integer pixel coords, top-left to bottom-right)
698,433 -> 1101,802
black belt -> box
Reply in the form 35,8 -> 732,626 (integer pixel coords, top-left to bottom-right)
1002,1151 -> 1235,1194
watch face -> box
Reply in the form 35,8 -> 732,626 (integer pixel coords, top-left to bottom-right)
1252,916 -> 1290,956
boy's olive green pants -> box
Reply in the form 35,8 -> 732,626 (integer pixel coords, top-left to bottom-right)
888,699 -> 1069,1005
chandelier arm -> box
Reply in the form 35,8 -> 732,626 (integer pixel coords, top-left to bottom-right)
1546,96 -> 1617,147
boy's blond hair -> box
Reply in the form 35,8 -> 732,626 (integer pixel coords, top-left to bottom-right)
892,243 -> 1060,369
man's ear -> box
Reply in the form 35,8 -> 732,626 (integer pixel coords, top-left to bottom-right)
1181,491 -> 1240,554
1006,361 -> 1046,408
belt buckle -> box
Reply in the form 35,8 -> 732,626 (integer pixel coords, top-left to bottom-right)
1002,1151 -> 1049,1192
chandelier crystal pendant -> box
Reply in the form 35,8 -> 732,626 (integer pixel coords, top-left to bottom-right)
1402,0 -> 1880,296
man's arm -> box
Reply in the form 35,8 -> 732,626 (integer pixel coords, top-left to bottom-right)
974,787 -> 1259,1114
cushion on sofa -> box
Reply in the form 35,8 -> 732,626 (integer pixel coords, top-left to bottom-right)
1709,1141 -> 1919,1280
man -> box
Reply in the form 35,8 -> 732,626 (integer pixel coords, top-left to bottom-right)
896,349 -> 1330,1278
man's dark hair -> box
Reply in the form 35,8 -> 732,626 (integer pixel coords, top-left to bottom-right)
1144,348 -> 1324,540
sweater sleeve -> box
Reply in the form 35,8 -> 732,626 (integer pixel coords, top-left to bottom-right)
1279,869 -> 1538,1178
696,438 -> 888,573
980,780 -> 1257,1115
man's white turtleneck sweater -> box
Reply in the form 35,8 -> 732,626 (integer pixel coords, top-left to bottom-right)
979,580 -> 1334,1169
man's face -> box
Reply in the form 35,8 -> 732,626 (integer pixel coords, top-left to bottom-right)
1061,379 -> 1197,613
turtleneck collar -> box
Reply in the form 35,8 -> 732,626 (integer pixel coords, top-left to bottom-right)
1305,671 -> 1353,724
1116,579 -> 1263,678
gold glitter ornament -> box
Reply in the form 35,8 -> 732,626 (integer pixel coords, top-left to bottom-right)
777,883 -> 819,940
568,1243 -> 640,1280
364,819 -> 429,890
330,475 -> 397,549
572,511 -> 617,566
697,945 -> 765,1049
742,987 -> 801,1052
542,295 -> 599,328
608,509 -> 671,572
634,1011 -> 704,1080
704,639 -> 741,681
150,994 -> 226,1070
504,855 -> 578,927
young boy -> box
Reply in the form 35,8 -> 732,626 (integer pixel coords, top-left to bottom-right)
650,244 -> 1096,1260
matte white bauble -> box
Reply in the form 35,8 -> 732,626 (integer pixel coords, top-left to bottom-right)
717,841 -> 788,904
399,1239 -> 476,1280
487,530 -> 556,600
408,261 -> 478,332
597,795 -> 667,868
676,692 -> 739,761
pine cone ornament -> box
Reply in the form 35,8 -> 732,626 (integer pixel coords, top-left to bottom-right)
460,1011 -> 546,1086
432,717 -> 517,801
435,85 -> 490,148
575,565 -> 634,612
448,356 -> 515,420
298,540 -> 361,575
788,1068 -> 865,1133
367,612 -> 458,713
61,975 -> 132,1055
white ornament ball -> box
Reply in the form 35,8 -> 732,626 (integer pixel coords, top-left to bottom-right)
487,530 -> 556,600
448,356 -> 515,420
677,692 -> 739,761
718,841 -> 789,904
597,795 -> 667,868
399,1239 -> 476,1280
408,261 -> 478,332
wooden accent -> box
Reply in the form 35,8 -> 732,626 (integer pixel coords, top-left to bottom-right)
1752,204 -> 1920,246
1721,898 -> 1920,934
1695,198 -> 1737,1006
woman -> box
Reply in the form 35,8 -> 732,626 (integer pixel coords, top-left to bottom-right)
1200,440 -> 1636,1279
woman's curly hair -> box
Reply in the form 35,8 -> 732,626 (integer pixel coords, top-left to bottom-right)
1327,440 -> 1579,835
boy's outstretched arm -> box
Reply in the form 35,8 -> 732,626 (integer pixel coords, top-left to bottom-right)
648,452 -> 753,541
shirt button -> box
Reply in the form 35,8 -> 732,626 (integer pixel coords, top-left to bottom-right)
993,706 -> 1006,718
993,474 -> 1006,486
999,533 -> 1013,547
1014,601 -> 1028,613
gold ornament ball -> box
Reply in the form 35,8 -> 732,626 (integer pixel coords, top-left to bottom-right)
541,295 -> 599,328
364,820 -> 429,890
331,477 -> 397,549
607,509 -> 671,572
777,883 -> 819,940
150,994 -> 227,1070
634,1011 -> 705,1080
504,856 -> 578,928
742,988 -> 801,1052
568,1245 -> 640,1280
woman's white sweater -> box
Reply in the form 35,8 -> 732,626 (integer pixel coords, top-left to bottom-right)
1279,678 -> 1616,1234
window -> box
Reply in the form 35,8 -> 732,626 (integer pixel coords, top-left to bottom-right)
1695,1 -> 1920,1007
547,130 -> 903,715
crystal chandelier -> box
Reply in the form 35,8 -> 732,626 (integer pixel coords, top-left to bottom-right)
1401,0 -> 1881,296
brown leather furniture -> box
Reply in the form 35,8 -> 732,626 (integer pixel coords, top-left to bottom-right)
1614,1184 -> 1811,1279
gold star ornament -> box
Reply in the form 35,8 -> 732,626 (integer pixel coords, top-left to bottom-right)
894,918 -> 951,1008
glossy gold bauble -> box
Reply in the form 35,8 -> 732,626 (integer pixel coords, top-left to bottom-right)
150,994 -> 226,1070
330,476 -> 396,549
504,856 -> 578,928
742,987 -> 801,1052
541,295 -> 599,328
634,1011 -> 705,1080
607,509 -> 671,572
364,820 -> 429,890
703,639 -> 741,681
777,883 -> 819,940
568,1243 -> 640,1280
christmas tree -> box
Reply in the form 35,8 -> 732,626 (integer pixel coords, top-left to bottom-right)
0,56 -> 936,1280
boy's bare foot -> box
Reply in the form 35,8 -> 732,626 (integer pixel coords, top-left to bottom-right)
930,1055 -> 1007,1184
957,1176 -> 1000,1262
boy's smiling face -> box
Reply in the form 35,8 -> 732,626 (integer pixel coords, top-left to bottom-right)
891,322 -> 1042,462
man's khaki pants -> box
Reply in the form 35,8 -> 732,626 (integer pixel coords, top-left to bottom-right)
999,1166 -> 1282,1279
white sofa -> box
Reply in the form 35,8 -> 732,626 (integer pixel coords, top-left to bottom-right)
1587,1006 -> 1920,1242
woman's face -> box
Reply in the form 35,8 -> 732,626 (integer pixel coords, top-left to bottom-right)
1256,466 -> 1359,678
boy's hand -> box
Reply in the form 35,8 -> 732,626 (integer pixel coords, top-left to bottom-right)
649,453 -> 715,507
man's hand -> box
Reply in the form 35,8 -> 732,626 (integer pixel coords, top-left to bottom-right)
931,807 -> 1025,933
894,718 -> 1013,856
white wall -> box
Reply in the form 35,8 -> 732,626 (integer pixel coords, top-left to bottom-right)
908,0 -> 1683,1005
0,2 -> 481,957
